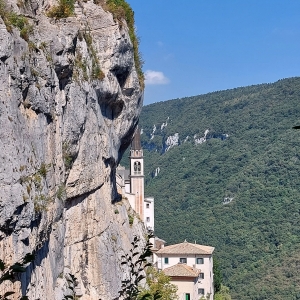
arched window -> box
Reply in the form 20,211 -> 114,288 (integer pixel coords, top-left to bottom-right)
134,161 -> 141,174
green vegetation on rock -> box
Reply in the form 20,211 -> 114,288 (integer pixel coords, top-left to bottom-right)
46,0 -> 143,87
83,31 -> 105,81
103,0 -> 144,89
122,77 -> 300,300
0,0 -> 32,40
47,0 -> 75,19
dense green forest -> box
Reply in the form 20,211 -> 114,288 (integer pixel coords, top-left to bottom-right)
122,77 -> 300,299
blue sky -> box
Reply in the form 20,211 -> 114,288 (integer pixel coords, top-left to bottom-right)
127,0 -> 300,105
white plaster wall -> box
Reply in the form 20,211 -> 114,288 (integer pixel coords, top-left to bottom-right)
144,197 -> 154,231
125,193 -> 136,211
125,182 -> 130,193
195,256 -> 213,300
171,279 -> 197,300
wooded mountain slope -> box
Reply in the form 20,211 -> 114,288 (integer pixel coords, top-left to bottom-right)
132,77 -> 300,299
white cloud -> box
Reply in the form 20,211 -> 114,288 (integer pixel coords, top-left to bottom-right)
164,53 -> 175,61
145,70 -> 170,85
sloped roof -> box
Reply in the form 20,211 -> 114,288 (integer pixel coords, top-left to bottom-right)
156,241 -> 214,255
116,168 -> 130,181
163,263 -> 200,278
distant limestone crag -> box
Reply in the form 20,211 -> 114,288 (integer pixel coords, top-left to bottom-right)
0,0 -> 144,298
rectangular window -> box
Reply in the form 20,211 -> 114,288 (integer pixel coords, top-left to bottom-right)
185,294 -> 190,300
179,257 -> 187,263
198,288 -> 204,295
146,217 -> 150,222
199,273 -> 204,279
196,257 -> 204,264
164,257 -> 169,264
146,203 -> 150,208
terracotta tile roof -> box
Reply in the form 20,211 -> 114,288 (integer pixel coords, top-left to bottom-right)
156,241 -> 214,255
163,263 -> 200,278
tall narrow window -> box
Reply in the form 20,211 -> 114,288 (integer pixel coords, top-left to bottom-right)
164,257 -> 169,264
185,294 -> 190,300
134,161 -> 141,175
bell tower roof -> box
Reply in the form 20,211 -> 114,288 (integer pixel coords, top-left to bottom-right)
131,128 -> 142,150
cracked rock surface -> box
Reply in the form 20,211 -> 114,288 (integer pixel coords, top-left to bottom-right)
0,0 -> 144,298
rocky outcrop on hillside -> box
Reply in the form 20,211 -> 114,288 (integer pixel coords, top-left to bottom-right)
0,0 -> 144,299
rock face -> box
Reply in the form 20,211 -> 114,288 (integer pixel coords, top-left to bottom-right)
0,0 -> 145,299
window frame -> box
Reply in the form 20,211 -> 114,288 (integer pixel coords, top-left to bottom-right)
198,288 -> 205,295
196,257 -> 204,264
179,257 -> 187,263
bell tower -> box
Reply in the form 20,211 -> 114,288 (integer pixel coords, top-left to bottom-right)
130,128 -> 144,220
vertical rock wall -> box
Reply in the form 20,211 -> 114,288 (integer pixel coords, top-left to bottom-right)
0,0 -> 145,298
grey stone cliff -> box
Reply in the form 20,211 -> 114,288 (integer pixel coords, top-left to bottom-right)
0,0 -> 145,298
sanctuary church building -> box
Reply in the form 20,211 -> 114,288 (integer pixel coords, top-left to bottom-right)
116,128 -> 154,231
117,128 -> 215,300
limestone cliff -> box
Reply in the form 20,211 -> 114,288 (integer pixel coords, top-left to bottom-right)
0,0 -> 145,299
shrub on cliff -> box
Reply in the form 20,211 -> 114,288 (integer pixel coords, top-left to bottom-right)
0,0 -> 32,40
47,0 -> 75,19
0,0 -> 6,19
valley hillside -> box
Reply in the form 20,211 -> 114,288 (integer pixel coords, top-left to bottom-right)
131,77 -> 300,300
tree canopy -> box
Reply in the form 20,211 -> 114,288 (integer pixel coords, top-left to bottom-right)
137,267 -> 178,300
